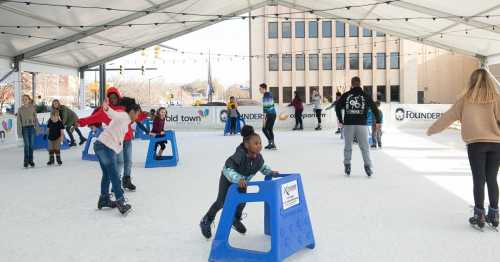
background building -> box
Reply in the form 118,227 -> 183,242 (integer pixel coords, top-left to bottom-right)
250,5 -> 479,105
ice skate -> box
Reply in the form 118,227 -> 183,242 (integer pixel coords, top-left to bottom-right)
469,207 -> 486,231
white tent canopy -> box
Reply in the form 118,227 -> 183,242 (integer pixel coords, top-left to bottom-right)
0,0 -> 500,71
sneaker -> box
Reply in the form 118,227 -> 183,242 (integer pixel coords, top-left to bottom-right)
486,207 -> 499,228
344,164 -> 351,176
232,218 -> 247,234
364,165 -> 373,177
470,207 -> 486,229
199,215 -> 213,239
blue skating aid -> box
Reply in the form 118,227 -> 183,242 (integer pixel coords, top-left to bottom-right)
144,130 -> 179,168
223,117 -> 246,136
209,173 -> 315,262
82,128 -> 102,161
135,119 -> 151,140
33,124 -> 70,150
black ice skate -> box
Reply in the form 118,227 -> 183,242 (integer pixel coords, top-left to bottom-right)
97,194 -> 117,209
116,199 -> 132,215
56,155 -> 62,165
199,215 -> 214,239
486,207 -> 499,231
232,218 -> 247,235
469,207 -> 486,230
315,124 -> 322,131
29,161 -> 35,168
47,155 -> 55,166
344,164 -> 351,176
122,176 -> 136,191
23,162 -> 28,168
364,165 -> 373,177
335,128 -> 341,134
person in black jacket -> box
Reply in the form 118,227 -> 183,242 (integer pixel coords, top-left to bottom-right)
335,77 -> 382,177
199,125 -> 279,239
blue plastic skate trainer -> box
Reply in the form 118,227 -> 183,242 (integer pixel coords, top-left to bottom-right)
223,117 -> 245,136
81,128 -> 102,161
135,119 -> 151,140
33,123 -> 70,150
209,173 -> 315,262
144,130 -> 179,168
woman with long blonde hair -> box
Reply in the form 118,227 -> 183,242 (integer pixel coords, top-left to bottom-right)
427,68 -> 500,230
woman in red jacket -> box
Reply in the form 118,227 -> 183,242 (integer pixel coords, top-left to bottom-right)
78,87 -> 147,191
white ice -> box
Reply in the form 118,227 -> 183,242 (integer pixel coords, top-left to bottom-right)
1,127 -> 499,262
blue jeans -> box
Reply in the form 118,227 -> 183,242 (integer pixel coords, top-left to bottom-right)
21,126 -> 35,163
94,141 -> 124,200
117,140 -> 132,178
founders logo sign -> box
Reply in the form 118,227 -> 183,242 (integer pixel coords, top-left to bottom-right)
394,106 -> 443,122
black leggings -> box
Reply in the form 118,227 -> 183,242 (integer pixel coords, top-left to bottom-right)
295,110 -> 303,128
314,109 -> 322,124
229,117 -> 237,134
262,113 -> 276,142
467,142 -> 500,209
66,125 -> 84,143
205,173 -> 247,221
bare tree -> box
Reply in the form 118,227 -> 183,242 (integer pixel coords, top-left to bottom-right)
0,84 -> 14,113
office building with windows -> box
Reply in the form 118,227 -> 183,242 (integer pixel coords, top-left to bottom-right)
249,5 -> 479,105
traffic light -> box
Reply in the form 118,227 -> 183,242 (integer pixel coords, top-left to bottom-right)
119,65 -> 123,75
154,46 -> 161,59
141,65 -> 145,75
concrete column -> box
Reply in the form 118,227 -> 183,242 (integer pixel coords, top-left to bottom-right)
13,64 -> 21,113
31,72 -> 36,104
79,70 -> 85,109
98,64 -> 106,106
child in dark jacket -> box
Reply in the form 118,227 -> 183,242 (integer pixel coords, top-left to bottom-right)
199,125 -> 279,239
46,110 -> 65,165
150,107 -> 168,160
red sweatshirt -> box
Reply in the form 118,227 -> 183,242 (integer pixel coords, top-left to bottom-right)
77,87 -> 148,141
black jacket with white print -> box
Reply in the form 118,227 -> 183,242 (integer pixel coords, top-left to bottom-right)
335,86 -> 381,126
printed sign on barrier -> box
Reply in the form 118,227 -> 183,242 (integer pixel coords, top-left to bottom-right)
281,180 -> 300,210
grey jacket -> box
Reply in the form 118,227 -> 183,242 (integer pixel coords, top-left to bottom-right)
311,94 -> 322,110
17,104 -> 40,137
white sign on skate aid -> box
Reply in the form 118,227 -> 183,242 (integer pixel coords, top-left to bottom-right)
281,180 -> 300,210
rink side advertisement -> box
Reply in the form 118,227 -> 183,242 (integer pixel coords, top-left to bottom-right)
387,104 -> 452,129
281,180 -> 300,210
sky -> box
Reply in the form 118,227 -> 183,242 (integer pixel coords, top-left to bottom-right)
104,19 -> 250,87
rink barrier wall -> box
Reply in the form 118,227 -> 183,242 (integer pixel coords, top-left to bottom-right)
0,104 -> 456,149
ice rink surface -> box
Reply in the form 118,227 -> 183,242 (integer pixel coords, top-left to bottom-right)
1,127 -> 499,262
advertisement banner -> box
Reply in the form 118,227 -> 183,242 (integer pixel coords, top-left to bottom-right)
389,104 -> 452,128
0,115 -> 17,148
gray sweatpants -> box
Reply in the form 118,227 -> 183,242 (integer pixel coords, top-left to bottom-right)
343,125 -> 372,167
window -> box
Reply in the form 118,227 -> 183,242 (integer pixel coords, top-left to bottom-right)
363,86 -> 373,99
377,85 -> 386,102
363,53 -> 372,69
268,22 -> 278,38
295,86 -> 305,102
336,53 -> 345,70
295,21 -> 305,38
269,86 -> 279,103
309,86 -> 319,102
322,53 -> 332,70
336,21 -> 345,37
296,54 -> 305,71
363,28 -> 372,37
418,91 -> 425,104
269,54 -> 278,71
283,86 -> 293,103
323,86 -> 333,102
282,54 -> 292,71
349,24 -> 359,37
376,31 -> 386,37
282,22 -> 291,38
376,53 -> 386,69
390,52 -> 400,69
309,21 -> 318,38
309,54 -> 319,70
322,21 -> 332,38
349,53 -> 359,70
390,85 -> 400,102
